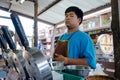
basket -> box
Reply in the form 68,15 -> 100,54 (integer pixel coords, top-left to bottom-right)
86,75 -> 115,80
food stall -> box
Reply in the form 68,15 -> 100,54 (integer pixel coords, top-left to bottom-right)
0,0 -> 120,80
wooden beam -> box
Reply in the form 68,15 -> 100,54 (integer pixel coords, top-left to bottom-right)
84,4 -> 111,15
56,4 -> 111,26
0,6 -> 54,25
111,0 -> 120,79
8,3 -> 12,11
37,0 -> 61,16
33,0 -> 38,47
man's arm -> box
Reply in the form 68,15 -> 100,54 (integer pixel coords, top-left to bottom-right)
54,54 -> 89,66
65,57 -> 89,66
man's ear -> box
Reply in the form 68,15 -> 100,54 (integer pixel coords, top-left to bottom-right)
78,18 -> 81,23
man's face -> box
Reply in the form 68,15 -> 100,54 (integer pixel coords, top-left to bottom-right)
65,11 -> 81,29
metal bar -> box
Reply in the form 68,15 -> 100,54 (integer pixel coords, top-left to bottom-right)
0,16 -> 10,19
84,4 -> 111,15
0,6 -> 54,25
37,0 -> 61,16
33,0 -> 38,47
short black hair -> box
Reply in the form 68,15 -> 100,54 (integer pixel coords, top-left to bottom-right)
65,6 -> 83,24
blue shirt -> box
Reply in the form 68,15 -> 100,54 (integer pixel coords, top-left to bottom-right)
60,30 -> 96,69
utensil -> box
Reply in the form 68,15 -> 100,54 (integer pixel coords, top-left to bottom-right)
50,61 -> 64,70
0,31 -> 10,67
11,12 -> 53,80
0,29 -> 13,68
0,29 -> 7,50
1,26 -> 26,79
64,65 -> 91,77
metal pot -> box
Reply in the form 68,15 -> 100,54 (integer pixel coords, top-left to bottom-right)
64,65 -> 91,77
50,61 -> 64,70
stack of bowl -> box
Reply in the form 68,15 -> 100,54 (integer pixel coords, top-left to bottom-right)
63,65 -> 91,77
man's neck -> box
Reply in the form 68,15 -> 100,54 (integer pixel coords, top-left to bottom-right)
68,28 -> 79,33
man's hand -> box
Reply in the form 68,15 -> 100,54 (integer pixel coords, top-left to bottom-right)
54,54 -> 68,65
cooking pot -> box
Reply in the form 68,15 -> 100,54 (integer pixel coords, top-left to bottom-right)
64,65 -> 91,77
50,61 -> 64,70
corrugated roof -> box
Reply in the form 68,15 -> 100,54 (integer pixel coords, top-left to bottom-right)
0,0 -> 111,25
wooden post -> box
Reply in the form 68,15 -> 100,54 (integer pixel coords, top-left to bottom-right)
111,0 -> 120,79
34,0 -> 38,47
50,25 -> 56,57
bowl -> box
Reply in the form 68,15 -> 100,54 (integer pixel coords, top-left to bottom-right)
64,65 -> 91,77
86,75 -> 115,80
50,61 -> 64,70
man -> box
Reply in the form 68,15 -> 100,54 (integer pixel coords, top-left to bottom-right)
54,6 -> 96,69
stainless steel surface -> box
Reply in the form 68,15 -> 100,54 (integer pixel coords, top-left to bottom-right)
64,65 -> 91,77
2,49 -> 26,79
50,61 -> 64,70
11,13 -> 53,80
23,48 -> 53,80
12,50 -> 26,80
1,26 -> 27,79
2,49 -> 13,67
